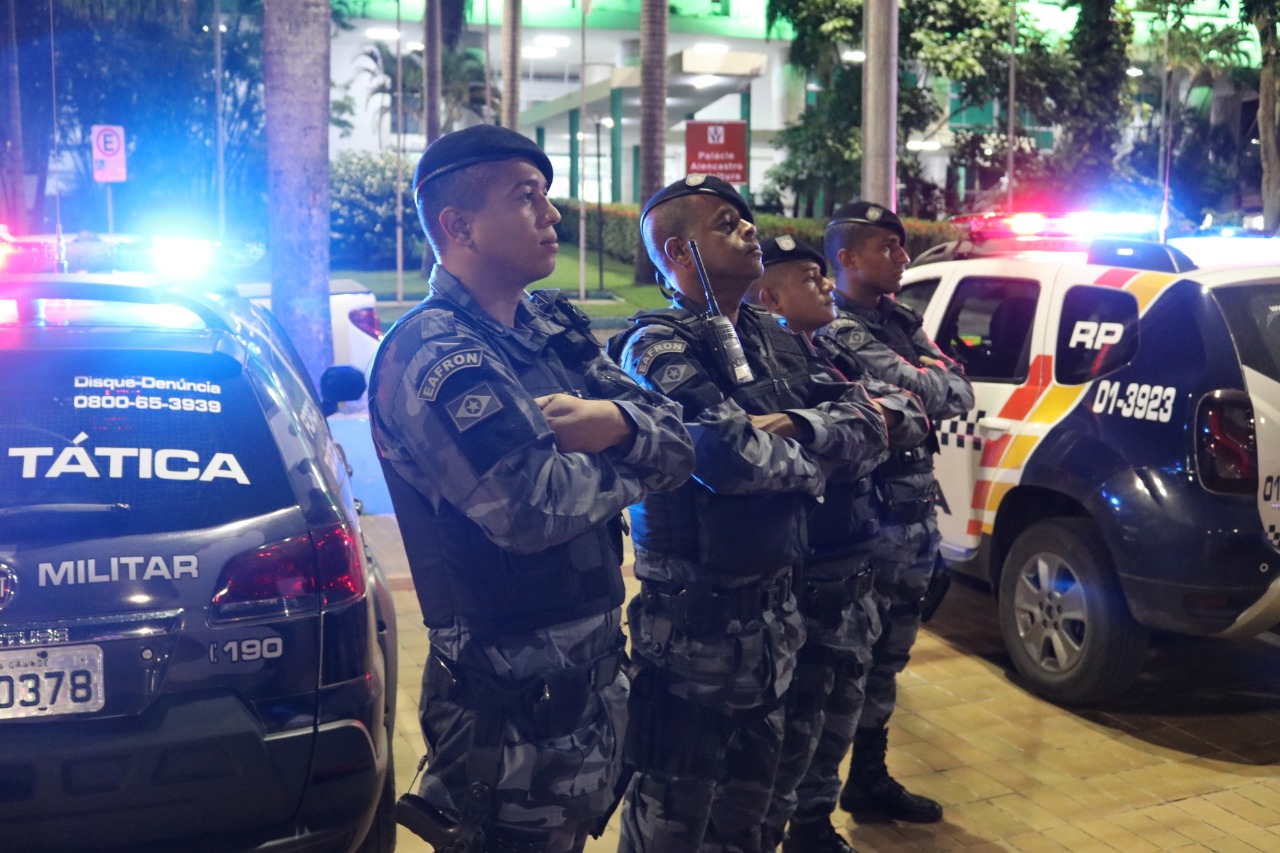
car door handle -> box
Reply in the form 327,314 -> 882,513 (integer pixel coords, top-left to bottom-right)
977,416 -> 1016,435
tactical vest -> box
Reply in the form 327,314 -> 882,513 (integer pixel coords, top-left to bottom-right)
370,291 -> 624,639
793,335 -> 879,565
613,306 -> 817,579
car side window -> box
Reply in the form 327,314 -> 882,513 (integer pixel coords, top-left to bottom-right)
898,278 -> 939,316
936,276 -> 1040,383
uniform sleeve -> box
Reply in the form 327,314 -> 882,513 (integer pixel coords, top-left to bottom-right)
781,376 -> 890,469
859,376 -> 930,450
370,310 -> 690,554
579,350 -> 696,493
616,325 -> 826,498
823,317 -> 974,421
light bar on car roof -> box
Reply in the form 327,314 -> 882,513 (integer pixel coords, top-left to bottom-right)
965,211 -> 1159,239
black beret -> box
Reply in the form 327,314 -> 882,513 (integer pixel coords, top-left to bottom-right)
413,124 -> 553,194
827,200 -> 906,244
641,174 -> 753,225
760,235 -> 827,276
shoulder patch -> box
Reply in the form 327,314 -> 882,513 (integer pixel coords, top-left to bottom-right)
654,362 -> 696,394
823,317 -> 870,347
445,382 -> 505,431
418,348 -> 485,401
635,339 -> 688,376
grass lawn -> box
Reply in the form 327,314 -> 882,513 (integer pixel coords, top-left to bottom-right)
340,243 -> 672,330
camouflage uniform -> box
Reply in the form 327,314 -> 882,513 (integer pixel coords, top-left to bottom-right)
370,268 -> 694,852
819,290 -> 973,822
612,297 -> 891,853
763,354 -> 929,850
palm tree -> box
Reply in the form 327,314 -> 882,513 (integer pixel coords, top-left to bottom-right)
358,41 -> 425,147
2,0 -> 25,232
501,0 -> 521,128
1245,0 -> 1280,232
422,0 -> 471,142
634,0 -> 667,284
263,0 -> 333,385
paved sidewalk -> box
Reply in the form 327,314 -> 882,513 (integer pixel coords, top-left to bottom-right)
363,513 -> 1280,853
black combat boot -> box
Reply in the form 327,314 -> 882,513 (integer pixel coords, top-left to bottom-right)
781,814 -> 857,853
839,726 -> 943,823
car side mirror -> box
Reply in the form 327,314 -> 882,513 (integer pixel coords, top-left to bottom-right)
320,365 -> 367,416
1054,285 -> 1141,385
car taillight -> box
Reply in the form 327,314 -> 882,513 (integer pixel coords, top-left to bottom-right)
210,523 -> 365,622
1195,392 -> 1257,495
313,522 -> 366,606
349,307 -> 381,340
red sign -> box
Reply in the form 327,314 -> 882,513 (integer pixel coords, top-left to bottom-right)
685,120 -> 747,185
92,125 -> 127,183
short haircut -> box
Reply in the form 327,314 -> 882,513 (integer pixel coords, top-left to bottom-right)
824,220 -> 883,266
416,161 -> 504,257
641,196 -> 698,278
745,264 -> 786,306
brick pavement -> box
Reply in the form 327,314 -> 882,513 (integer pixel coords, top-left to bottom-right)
362,515 -> 1280,853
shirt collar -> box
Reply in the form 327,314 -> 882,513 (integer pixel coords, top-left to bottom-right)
427,267 -> 562,353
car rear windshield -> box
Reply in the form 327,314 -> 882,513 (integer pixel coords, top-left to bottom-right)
1212,280 -> 1280,385
0,348 -> 294,538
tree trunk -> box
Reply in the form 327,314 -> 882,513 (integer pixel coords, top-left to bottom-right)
420,0 -> 441,277
633,0 -> 667,285
424,0 -> 441,142
263,0 -> 332,387
3,0 -> 25,233
501,0 -> 520,129
1257,13 -> 1280,234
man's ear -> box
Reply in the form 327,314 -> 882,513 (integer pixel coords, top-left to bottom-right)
836,246 -> 857,271
757,283 -> 782,314
662,236 -> 692,270
438,208 -> 473,247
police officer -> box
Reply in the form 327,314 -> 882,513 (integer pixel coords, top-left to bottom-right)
610,177 -> 893,853
749,236 -> 927,853
821,201 -> 975,825
368,124 -> 696,853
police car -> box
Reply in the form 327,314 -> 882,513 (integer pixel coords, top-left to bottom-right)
898,258 -> 1280,705
0,273 -> 397,851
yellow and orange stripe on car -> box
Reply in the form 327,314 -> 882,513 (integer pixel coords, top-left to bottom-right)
965,268 -> 1181,537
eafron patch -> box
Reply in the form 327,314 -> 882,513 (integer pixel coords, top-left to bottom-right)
635,339 -> 688,376
419,349 -> 484,401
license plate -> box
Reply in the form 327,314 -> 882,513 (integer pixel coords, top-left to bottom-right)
0,644 -> 105,719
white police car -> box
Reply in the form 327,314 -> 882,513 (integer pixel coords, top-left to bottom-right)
899,258 -> 1280,704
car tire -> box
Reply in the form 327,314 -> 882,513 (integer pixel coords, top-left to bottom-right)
998,518 -> 1149,705
355,749 -> 396,853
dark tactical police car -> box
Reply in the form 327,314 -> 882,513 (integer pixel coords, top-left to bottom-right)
897,257 -> 1280,705
0,274 -> 397,852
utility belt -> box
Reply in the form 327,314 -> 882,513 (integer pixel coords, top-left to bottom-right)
638,568 -> 793,640
879,444 -> 935,476
798,564 -> 875,629
876,476 -> 938,526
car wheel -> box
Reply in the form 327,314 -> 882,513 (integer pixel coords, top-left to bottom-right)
355,749 -> 396,853
998,518 -> 1149,705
